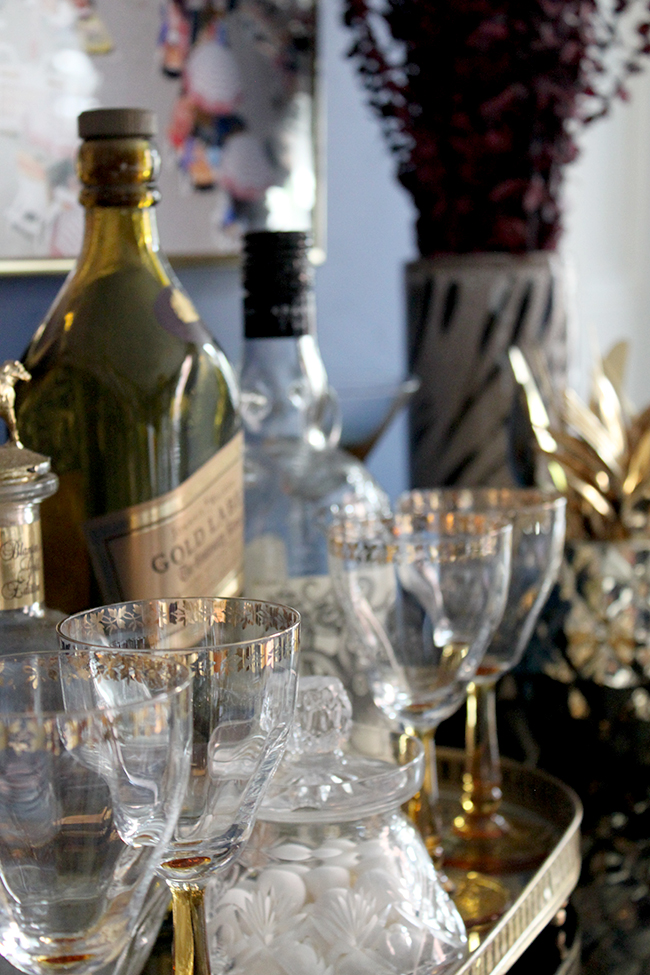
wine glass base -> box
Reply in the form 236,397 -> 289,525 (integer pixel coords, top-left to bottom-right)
444,813 -> 554,875
447,869 -> 511,930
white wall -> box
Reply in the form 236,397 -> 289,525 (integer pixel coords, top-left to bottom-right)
318,0 -> 650,483
562,72 -> 650,408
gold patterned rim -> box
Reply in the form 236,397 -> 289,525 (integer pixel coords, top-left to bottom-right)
397,488 -> 566,519
0,650 -> 191,723
57,597 -> 301,654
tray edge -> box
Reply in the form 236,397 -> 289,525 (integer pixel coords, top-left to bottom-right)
440,749 -> 583,975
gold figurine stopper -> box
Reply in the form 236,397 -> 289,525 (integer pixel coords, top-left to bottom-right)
0,360 -> 31,448
0,361 -> 52,483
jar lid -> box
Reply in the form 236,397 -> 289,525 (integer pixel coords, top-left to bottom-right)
260,676 -> 424,823
0,443 -> 50,481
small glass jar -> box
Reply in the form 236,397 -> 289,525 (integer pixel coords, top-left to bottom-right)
208,678 -> 467,975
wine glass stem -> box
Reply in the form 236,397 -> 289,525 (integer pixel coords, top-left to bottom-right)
404,726 -> 444,867
170,884 -> 212,975
455,679 -> 506,839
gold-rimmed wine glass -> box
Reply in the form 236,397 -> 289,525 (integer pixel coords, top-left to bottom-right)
397,489 -> 566,926
0,648 -> 192,975
57,597 -> 300,975
328,511 -> 512,871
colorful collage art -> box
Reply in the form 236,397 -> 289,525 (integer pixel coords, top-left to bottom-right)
0,0 -> 317,263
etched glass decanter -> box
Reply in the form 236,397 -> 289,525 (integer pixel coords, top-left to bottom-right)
208,676 -> 468,975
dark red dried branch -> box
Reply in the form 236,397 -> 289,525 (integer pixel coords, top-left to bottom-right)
344,0 -> 650,256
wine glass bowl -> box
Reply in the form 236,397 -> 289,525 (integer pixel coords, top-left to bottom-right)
400,489 -> 567,683
0,649 -> 192,975
331,513 -> 511,728
57,597 -> 300,975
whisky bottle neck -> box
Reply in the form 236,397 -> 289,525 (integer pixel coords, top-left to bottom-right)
77,206 -> 165,276
75,132 -> 165,276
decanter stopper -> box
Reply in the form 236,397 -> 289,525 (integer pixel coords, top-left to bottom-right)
261,673 -> 420,818
290,675 -> 353,756
0,360 -> 31,448
0,361 -> 53,484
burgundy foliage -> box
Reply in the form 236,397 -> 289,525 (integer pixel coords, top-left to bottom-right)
344,0 -> 650,255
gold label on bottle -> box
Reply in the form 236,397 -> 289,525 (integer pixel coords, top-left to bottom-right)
0,522 -> 45,610
84,432 -> 244,603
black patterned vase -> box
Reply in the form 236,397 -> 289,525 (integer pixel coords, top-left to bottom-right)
407,252 -> 567,487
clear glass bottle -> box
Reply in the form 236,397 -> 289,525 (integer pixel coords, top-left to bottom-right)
241,230 -> 390,713
16,108 -> 242,614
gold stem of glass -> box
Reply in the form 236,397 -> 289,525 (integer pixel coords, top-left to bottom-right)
403,726 -> 445,868
454,680 -> 508,840
170,885 -> 211,975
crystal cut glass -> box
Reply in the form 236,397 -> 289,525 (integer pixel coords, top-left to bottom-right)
209,676 -> 468,975
0,650 -> 192,975
58,597 -> 300,975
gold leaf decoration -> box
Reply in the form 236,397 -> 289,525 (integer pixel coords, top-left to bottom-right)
512,343 -> 650,541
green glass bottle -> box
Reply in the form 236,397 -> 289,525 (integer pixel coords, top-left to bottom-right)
16,108 -> 242,613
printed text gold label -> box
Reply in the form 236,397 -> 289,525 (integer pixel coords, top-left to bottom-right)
0,521 -> 45,610
84,433 -> 243,602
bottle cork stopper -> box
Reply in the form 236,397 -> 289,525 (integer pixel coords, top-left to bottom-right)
78,108 -> 157,140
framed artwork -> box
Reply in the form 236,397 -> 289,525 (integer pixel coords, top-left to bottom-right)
0,0 -> 319,272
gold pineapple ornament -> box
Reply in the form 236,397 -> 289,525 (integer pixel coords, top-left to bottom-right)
511,342 -> 650,541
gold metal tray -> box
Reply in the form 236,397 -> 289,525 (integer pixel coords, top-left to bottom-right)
437,747 -> 583,975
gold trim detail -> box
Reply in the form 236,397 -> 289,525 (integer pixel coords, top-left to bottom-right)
438,747 -> 582,975
58,597 -> 301,674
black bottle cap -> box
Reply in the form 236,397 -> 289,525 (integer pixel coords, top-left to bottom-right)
243,231 -> 315,338
78,108 -> 157,140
